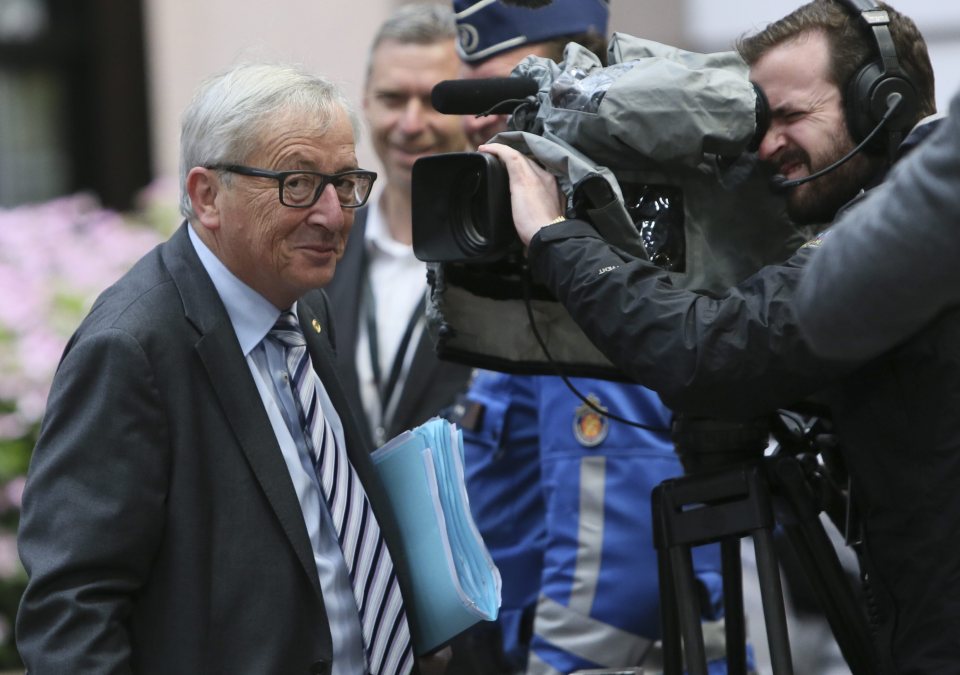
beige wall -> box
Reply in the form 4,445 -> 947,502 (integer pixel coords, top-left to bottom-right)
143,0 -> 399,181
141,1 -> 675,186
140,0 -> 960,190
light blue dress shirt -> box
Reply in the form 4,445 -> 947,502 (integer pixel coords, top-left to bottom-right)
189,226 -> 367,675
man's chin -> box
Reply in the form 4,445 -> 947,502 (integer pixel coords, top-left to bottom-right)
787,184 -> 845,226
301,269 -> 336,292
286,252 -> 339,289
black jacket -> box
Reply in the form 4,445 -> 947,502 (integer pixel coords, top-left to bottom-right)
527,216 -> 960,674
529,219 -> 848,418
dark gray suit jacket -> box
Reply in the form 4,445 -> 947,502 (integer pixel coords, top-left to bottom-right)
16,224 -> 418,674
326,207 -> 472,447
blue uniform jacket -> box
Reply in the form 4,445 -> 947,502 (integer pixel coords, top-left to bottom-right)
461,371 -> 728,674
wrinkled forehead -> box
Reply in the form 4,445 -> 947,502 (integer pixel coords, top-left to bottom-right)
245,105 -> 357,165
749,32 -> 835,102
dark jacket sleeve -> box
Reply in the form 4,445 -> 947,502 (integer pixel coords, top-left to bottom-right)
526,219 -> 852,419
795,94 -> 960,359
16,327 -> 169,673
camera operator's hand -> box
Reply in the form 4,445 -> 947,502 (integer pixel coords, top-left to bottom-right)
478,142 -> 566,248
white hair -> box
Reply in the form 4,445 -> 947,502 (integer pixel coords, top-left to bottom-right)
178,62 -> 360,220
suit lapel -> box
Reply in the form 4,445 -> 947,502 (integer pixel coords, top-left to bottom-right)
162,224 -> 323,600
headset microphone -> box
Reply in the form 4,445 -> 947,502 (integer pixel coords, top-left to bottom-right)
771,91 -> 903,192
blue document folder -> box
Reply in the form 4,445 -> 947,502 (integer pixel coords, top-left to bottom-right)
371,418 -> 501,654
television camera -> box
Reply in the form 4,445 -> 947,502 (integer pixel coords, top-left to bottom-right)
409,34 -> 796,378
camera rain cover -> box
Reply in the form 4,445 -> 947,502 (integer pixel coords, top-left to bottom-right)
508,33 -> 804,293
513,34 -> 760,168
424,34 -> 804,378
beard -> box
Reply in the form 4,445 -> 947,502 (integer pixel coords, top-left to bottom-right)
782,129 -> 884,226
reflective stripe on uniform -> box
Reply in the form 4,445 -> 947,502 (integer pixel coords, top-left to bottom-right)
569,455 -> 606,614
531,600 -> 729,675
526,649 -> 565,675
532,593 -> 655,668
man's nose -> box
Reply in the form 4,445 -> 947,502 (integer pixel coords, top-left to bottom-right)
308,183 -> 346,230
399,99 -> 428,135
758,123 -> 787,162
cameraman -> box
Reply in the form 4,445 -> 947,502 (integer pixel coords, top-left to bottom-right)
481,1 -> 954,673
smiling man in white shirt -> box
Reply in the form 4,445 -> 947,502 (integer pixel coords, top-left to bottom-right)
326,3 -> 472,450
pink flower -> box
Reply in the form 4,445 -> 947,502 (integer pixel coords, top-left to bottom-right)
0,532 -> 21,579
0,190 -> 168,432
3,476 -> 25,509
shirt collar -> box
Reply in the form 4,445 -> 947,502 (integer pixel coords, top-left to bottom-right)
188,225 -> 287,356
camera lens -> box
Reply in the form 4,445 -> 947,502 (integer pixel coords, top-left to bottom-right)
411,151 -> 516,263
452,167 -> 491,256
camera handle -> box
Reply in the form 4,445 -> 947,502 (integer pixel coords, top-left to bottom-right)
652,446 -> 880,675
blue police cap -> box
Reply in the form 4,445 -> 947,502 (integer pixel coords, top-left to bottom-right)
454,0 -> 610,63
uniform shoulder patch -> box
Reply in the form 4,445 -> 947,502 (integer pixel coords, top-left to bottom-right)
573,394 -> 610,447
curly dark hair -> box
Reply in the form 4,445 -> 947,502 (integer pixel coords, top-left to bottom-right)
737,0 -> 935,123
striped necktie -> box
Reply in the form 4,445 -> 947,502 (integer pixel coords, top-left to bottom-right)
268,311 -> 413,675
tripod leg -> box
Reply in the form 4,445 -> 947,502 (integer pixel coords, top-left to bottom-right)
670,545 -> 709,675
753,528 -> 794,675
721,538 -> 747,675
657,542 -> 683,674
771,456 -> 880,674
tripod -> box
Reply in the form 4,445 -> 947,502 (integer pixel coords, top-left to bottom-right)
652,415 -> 879,675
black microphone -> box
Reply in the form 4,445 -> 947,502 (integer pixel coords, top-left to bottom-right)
771,92 -> 903,191
431,77 -> 539,115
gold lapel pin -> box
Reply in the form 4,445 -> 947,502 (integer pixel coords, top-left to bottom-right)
311,318 -> 322,334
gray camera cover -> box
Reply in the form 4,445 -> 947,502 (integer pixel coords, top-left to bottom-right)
425,34 -> 804,377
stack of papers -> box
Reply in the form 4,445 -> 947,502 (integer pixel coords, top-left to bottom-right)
372,417 -> 502,654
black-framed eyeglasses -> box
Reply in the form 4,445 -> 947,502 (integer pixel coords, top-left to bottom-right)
207,164 -> 377,208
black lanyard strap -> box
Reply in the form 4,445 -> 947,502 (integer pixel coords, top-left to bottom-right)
362,254 -> 427,421
379,293 -> 427,419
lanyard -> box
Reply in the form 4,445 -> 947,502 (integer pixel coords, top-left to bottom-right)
361,250 -> 427,425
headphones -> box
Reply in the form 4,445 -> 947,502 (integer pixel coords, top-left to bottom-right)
836,0 -> 919,149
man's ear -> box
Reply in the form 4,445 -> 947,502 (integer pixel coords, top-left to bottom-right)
186,167 -> 222,231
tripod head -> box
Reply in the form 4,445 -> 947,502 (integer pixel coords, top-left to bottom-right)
671,415 -> 771,475
671,410 -> 851,538
657,410 -> 876,675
